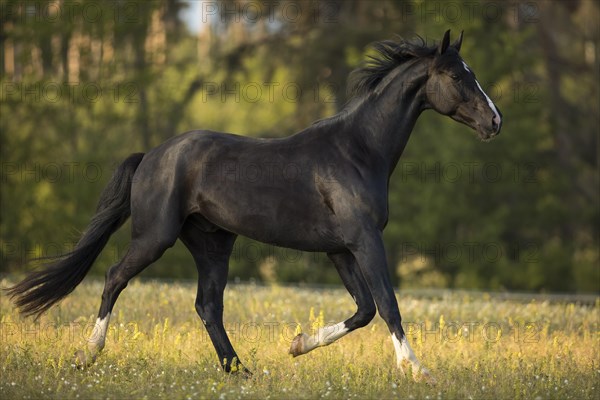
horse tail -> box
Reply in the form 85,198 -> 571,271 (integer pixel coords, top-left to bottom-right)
5,152 -> 145,318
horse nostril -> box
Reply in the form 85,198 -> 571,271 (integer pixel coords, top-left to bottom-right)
491,114 -> 501,133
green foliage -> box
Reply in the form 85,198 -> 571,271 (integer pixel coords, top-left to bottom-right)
1,1 -> 598,292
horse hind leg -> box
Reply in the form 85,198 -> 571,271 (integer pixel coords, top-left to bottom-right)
179,220 -> 248,374
75,225 -> 180,368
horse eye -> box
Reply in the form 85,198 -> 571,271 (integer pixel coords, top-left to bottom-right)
451,74 -> 461,81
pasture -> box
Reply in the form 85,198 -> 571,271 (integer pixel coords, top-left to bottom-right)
1,278 -> 598,399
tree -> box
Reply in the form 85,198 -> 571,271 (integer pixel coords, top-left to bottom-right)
2,0 -> 598,292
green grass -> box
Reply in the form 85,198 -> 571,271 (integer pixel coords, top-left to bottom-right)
1,278 -> 598,399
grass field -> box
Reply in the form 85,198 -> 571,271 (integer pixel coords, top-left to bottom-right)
1,278 -> 598,399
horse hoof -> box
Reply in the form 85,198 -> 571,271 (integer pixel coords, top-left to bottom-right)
228,364 -> 253,378
415,368 -> 436,385
239,367 -> 253,379
400,360 -> 435,384
74,349 -> 96,369
289,333 -> 308,357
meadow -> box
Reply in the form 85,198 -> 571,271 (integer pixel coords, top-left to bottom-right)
1,278 -> 598,399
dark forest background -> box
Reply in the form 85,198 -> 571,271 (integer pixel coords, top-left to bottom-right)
1,0 -> 598,292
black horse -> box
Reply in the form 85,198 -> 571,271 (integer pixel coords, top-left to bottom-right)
7,30 -> 501,381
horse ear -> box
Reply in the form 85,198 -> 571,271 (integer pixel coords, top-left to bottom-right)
452,30 -> 464,52
438,29 -> 451,55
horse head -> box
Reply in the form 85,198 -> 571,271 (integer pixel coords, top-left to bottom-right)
425,30 -> 503,140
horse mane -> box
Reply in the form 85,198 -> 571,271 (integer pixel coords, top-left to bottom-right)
310,36 -> 437,129
348,36 -> 437,97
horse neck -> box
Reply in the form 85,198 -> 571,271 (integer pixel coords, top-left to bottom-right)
345,60 -> 430,176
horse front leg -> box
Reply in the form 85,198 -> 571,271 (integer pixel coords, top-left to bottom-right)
344,225 -> 434,383
289,251 -> 376,356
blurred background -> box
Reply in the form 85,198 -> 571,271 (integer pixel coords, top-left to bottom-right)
1,0 -> 598,292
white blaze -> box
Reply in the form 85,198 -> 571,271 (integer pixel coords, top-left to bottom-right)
462,61 -> 501,124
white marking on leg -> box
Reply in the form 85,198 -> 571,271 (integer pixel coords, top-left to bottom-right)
303,322 -> 349,353
317,321 -> 348,346
391,332 -> 432,381
462,61 -> 501,124
88,313 -> 111,352
391,332 -> 419,367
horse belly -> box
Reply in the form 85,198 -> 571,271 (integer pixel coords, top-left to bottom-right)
239,214 -> 343,252
194,188 -> 344,252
